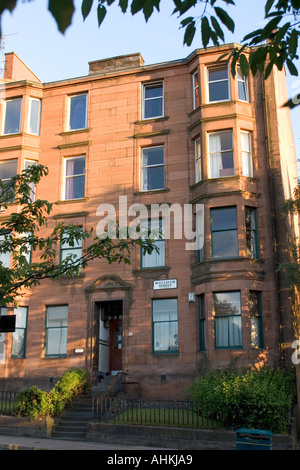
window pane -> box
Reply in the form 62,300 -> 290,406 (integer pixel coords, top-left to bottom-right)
211,207 -> 237,231
212,230 -> 238,258
47,329 -> 67,356
66,157 -> 85,176
193,72 -> 200,109
246,207 -> 258,258
214,292 -> 241,316
0,234 -> 11,268
14,306 -> 27,328
28,99 -> 41,134
208,67 -> 229,101
209,67 -> 228,81
0,160 -> 18,181
3,99 -> 22,134
142,147 -> 164,166
11,329 -> 26,357
46,306 -> 68,327
69,94 -> 87,130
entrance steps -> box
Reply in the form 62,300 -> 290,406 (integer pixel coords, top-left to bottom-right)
51,376 -> 115,441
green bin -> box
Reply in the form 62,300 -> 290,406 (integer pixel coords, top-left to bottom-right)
236,428 -> 273,450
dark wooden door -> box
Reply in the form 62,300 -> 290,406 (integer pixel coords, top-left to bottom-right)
109,319 -> 122,372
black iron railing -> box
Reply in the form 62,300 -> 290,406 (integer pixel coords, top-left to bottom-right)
0,391 -> 18,415
92,396 -> 294,433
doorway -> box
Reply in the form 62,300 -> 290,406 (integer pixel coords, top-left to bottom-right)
97,300 -> 123,375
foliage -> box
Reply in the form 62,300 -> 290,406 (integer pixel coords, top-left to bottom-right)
0,164 -> 158,306
189,366 -> 294,433
278,181 -> 300,288
16,386 -> 51,420
16,368 -> 89,420
1,1 -> 299,107
49,368 -> 89,414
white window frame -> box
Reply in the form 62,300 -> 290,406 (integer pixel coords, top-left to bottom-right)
237,66 -> 249,102
192,71 -> 200,109
27,98 -> 41,135
241,131 -> 253,177
207,65 -> 230,103
2,98 -> 22,135
140,218 -> 165,268
195,138 -> 202,183
45,305 -> 68,357
141,145 -> 164,192
63,155 -> 86,201
24,160 -> 37,202
142,82 -> 164,120
67,93 -> 88,131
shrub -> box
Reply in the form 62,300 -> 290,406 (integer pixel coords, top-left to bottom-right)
49,368 -> 89,415
16,386 -> 53,420
16,368 -> 89,420
189,366 -> 294,433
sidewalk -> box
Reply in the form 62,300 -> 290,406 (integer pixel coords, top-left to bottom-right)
0,434 -> 164,451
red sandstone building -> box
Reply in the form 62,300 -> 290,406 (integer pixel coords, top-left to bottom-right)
0,44 -> 298,399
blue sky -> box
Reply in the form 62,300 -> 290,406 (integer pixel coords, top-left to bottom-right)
1,0 -> 299,162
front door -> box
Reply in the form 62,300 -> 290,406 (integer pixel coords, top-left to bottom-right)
109,319 -> 122,373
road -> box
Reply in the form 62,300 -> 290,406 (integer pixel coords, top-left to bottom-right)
0,434 -> 167,451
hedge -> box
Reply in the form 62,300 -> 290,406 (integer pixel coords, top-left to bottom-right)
188,366 -> 295,433
16,368 -> 89,420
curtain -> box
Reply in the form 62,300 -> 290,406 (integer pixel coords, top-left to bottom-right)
209,133 -> 222,178
65,159 -> 75,199
241,132 -> 253,177
215,316 -> 242,348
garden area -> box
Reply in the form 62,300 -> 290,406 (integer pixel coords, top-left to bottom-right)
95,366 -> 296,434
0,366 -> 296,435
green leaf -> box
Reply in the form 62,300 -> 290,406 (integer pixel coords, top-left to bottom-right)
0,0 -> 17,15
48,0 -> 75,33
183,20 -> 196,46
119,0 -> 129,13
265,0 -> 275,16
131,0 -> 144,15
239,53 -> 249,77
286,58 -> 298,76
243,28 -> 263,42
214,7 -> 235,33
201,16 -> 211,48
97,4 -> 107,26
81,0 -> 94,20
288,29 -> 299,58
261,15 -> 283,40
211,16 -> 224,41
